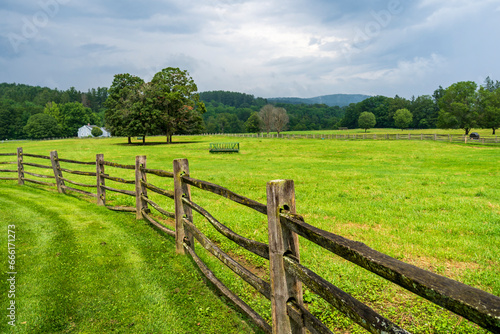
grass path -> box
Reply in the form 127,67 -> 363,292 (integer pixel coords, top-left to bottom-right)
0,183 -> 261,333
1,135 -> 499,332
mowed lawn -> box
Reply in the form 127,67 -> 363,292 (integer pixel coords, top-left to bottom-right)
0,184 -> 262,334
1,133 -> 499,333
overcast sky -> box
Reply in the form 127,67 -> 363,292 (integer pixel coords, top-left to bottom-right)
1,0 -> 499,99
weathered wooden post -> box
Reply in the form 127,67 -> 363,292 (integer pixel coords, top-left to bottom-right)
173,158 -> 194,254
50,150 -> 65,194
135,155 -> 148,219
17,147 -> 24,186
96,154 -> 105,206
267,179 -> 305,334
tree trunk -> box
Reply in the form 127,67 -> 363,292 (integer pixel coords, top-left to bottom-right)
465,128 -> 470,135
142,135 -> 146,145
128,137 -> 131,144
493,128 -> 496,135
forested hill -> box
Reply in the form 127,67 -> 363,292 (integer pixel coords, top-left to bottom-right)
199,90 -> 345,133
267,94 -> 371,107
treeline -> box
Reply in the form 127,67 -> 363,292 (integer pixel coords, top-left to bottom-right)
2,76 -> 499,140
200,91 -> 345,133
342,77 -> 500,134
0,83 -> 107,139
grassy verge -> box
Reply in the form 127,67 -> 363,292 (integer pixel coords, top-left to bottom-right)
0,183 -> 263,333
1,134 -> 499,333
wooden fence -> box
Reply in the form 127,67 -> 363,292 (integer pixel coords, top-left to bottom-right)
211,132 -> 500,144
1,148 -> 500,333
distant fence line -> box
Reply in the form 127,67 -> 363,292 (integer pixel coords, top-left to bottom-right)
199,132 -> 500,144
3,133 -> 499,145
1,148 -> 500,333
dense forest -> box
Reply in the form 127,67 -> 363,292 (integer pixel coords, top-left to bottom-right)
199,91 -> 346,133
0,83 -> 107,139
1,76 -> 499,140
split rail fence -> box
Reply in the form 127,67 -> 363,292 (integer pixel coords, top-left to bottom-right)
214,132 -> 500,144
1,148 -> 500,334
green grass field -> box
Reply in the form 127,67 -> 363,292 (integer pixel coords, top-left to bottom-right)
1,131 -> 499,333
0,184 -> 262,334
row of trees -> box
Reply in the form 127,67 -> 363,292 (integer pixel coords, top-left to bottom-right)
200,92 -> 344,133
342,77 -> 500,135
437,80 -> 500,134
23,102 -> 97,139
1,76 -> 499,140
358,108 -> 413,132
104,68 -> 206,144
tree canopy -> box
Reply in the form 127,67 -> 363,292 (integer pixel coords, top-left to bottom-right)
437,81 -> 478,135
358,112 -> 376,132
393,108 -> 413,130
104,68 -> 205,144
23,113 -> 60,139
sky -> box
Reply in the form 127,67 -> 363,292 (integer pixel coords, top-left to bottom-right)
1,0 -> 499,99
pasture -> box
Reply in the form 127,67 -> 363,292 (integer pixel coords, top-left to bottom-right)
1,132 -> 499,333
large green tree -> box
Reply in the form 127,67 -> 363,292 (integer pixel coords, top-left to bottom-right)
437,81 -> 478,135
477,86 -> 500,135
150,67 -> 206,143
58,102 -> 96,137
23,113 -> 61,139
358,111 -> 376,132
393,108 -> 413,130
105,68 -> 205,144
245,112 -> 262,133
105,73 -> 145,144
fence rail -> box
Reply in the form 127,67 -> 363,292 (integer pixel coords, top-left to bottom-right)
217,132 -> 500,144
1,147 -> 499,334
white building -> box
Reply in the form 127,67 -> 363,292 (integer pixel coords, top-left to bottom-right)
77,124 -> 111,138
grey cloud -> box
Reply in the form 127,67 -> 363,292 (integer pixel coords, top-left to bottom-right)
0,0 -> 499,99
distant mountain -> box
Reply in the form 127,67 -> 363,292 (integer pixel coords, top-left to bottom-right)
268,94 -> 371,107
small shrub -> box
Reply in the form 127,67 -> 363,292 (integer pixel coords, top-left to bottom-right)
91,127 -> 103,137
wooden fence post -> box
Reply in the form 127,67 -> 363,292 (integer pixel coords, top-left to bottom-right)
267,179 -> 305,334
135,155 -> 148,219
96,154 -> 105,206
173,159 -> 194,254
50,150 -> 65,193
17,147 -> 24,186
